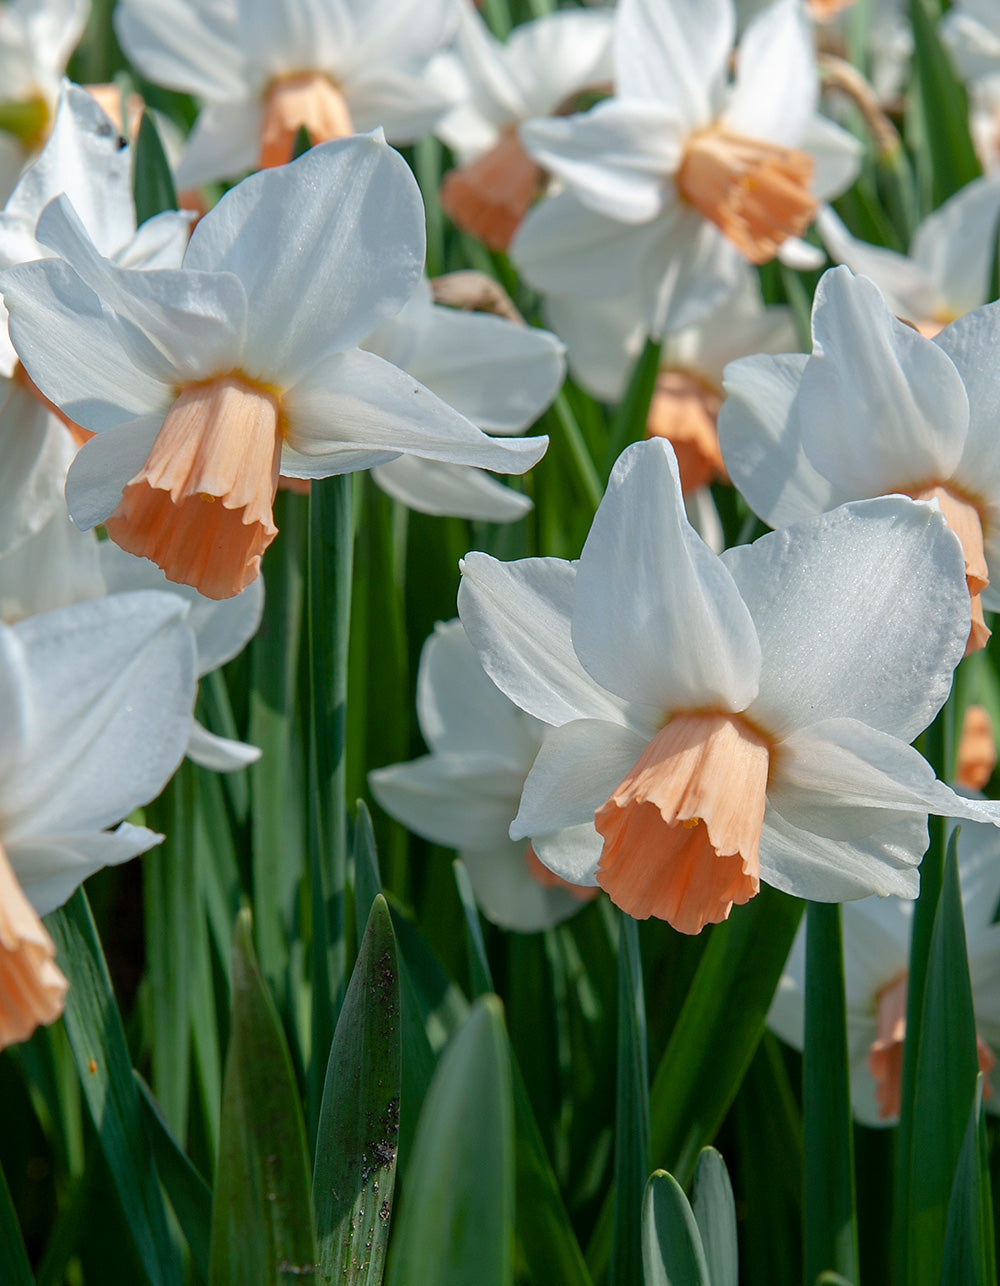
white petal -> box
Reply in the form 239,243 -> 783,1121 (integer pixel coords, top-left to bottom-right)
1,591 -> 197,837
531,821 -> 604,889
802,114 -> 863,202
385,305 -> 565,433
573,438 -> 761,711
511,717 -> 648,843
934,305 -> 1000,508
114,0 -> 247,99
775,236 -> 825,271
542,290 -> 643,402
512,189 -> 658,301
284,348 -> 546,474
815,205 -> 939,321
184,133 -> 425,383
727,0 -> 816,145
16,823 -> 163,917
458,552 -> 645,730
719,352 -> 852,528
615,0 -> 732,126
507,10 -> 615,119
911,171 -> 1000,316
370,752 -> 525,850
459,841 -> 589,933
521,100 -> 682,224
0,384 -> 76,557
0,505 -> 103,622
416,618 -> 541,763
116,211 -> 196,271
348,70 -> 457,144
1,258 -> 171,430
96,540 -> 264,674
796,267 -> 970,495
174,100 -> 261,189
641,207 -> 747,337
371,457 -> 533,522
0,622 -> 30,783
726,497 -> 969,741
64,414 -> 163,530
185,721 -> 261,771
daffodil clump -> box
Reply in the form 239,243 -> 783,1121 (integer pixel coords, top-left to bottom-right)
1,1 -> 1000,1283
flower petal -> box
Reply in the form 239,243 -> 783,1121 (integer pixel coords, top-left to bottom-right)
934,306 -> 1000,509
460,840 -> 590,933
815,205 -> 939,322
616,0 -> 732,126
64,414 -> 163,530
12,823 -> 163,917
726,496 -> 969,740
114,0 -> 247,99
573,438 -> 761,711
458,553 -> 645,729
186,722 -> 261,771
371,457 -> 533,522
911,172 -> 1000,317
726,0 -> 816,145
175,100 -> 261,189
184,133 -> 425,382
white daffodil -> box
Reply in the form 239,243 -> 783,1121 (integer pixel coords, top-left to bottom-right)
769,817 -> 1000,1126
513,0 -> 860,335
0,133 -> 547,599
458,437 -> 1000,936
719,265 -> 1000,654
114,0 -> 460,185
815,174 -> 1000,334
432,0 -> 614,249
369,619 -> 597,932
0,0 -> 90,201
0,589 -> 197,1049
362,278 -> 564,521
0,81 -> 193,560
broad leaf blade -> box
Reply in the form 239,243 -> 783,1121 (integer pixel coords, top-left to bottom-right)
942,1075 -> 997,1286
691,1149 -> 738,1286
313,895 -> 401,1285
385,996 -> 514,1286
641,1171 -> 709,1286
209,910 -> 317,1284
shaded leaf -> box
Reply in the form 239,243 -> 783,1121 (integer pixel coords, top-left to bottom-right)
691,1149 -> 737,1286
641,1171 -> 709,1286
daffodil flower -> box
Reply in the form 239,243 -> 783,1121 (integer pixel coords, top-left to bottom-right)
769,818 -> 1000,1125
362,278 -> 564,521
0,590 -> 197,1049
0,133 -> 547,598
816,173 -> 1000,335
512,0 -> 860,335
0,82 -> 193,559
114,0 -> 460,184
370,620 -> 597,932
0,0 -> 90,201
719,265 -> 1000,652
458,438 -> 1000,935
432,0 -> 614,248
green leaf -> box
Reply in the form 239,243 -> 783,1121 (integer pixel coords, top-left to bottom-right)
803,903 -> 859,1284
46,890 -> 182,1286
313,895 -> 401,1285
132,110 -> 178,223
907,0 -> 981,209
385,996 -> 514,1286
135,1074 -> 212,1283
352,800 -> 383,947
453,859 -> 494,996
690,1149 -> 738,1286
942,1075 -> 997,1286
611,913 -> 650,1286
209,909 -> 317,1284
903,830 -> 981,1286
0,1158 -> 34,1285
640,1171 -> 709,1286
604,337 -> 662,479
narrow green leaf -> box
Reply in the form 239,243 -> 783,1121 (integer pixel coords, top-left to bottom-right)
690,1149 -> 738,1286
46,890 -> 182,1286
385,996 -> 514,1286
803,903 -> 859,1284
453,858 -> 494,996
942,1075 -> 997,1286
209,909 -> 317,1284
511,1056 -> 593,1286
135,1074 -> 212,1283
0,1159 -> 34,1285
641,1171 -> 709,1286
313,895 -> 401,1285
352,800 -> 383,947
611,913 -> 650,1286
904,831 -> 981,1286
307,473 -> 355,1130
604,337 -> 662,478
132,110 -> 178,223
588,887 -> 802,1279
907,0 -> 981,208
